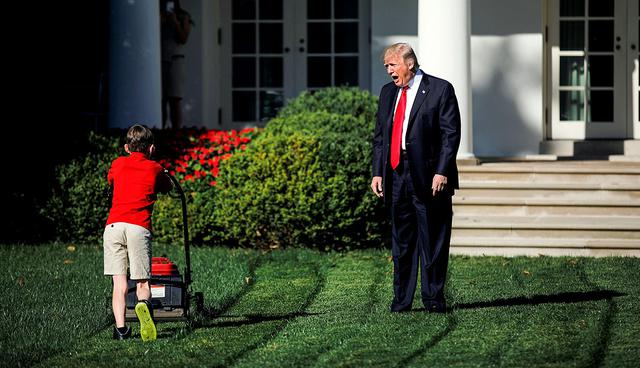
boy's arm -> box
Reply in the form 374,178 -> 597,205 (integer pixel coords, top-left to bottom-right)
156,169 -> 174,194
107,163 -> 115,187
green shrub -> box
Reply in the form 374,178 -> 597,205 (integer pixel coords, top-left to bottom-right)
278,87 -> 378,123
152,183 -> 220,245
43,132 -> 121,243
214,109 -> 386,250
42,128 -> 237,245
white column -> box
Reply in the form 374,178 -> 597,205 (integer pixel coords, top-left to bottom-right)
418,0 -> 474,159
108,1 -> 162,129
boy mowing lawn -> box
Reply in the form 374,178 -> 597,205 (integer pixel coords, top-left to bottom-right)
103,124 -> 173,341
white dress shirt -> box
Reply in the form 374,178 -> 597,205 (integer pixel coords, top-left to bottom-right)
392,70 -> 423,150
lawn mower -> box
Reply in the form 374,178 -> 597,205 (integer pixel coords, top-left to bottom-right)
123,170 -> 203,322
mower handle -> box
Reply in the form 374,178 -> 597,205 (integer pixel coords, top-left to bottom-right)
163,169 -> 192,288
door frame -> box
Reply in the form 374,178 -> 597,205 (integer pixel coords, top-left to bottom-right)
219,0 -> 371,128
629,0 -> 639,138
546,0 -> 631,139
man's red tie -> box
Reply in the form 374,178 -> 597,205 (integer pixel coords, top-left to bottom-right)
390,86 -> 409,170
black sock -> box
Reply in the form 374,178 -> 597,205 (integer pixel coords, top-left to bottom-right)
117,326 -> 129,334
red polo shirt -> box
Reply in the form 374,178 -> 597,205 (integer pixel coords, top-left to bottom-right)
105,152 -> 172,231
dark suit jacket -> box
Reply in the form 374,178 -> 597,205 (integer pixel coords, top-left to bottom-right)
372,71 -> 461,204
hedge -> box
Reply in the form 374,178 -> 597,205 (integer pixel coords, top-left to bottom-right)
214,88 -> 386,250
42,87 -> 386,249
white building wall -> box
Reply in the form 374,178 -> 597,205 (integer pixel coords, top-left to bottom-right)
180,0 -> 220,129
470,0 -> 544,156
370,0 -> 419,94
177,0 -> 545,157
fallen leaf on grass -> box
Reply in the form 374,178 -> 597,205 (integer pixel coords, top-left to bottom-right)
63,259 -> 74,264
387,256 -> 393,262
245,277 -> 252,285
67,244 -> 76,252
17,276 -> 25,287
567,259 -> 578,265
522,270 -> 531,276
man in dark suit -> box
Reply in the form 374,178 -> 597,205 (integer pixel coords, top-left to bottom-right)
371,43 -> 461,313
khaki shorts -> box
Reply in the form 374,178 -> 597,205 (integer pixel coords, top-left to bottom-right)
103,222 -> 152,280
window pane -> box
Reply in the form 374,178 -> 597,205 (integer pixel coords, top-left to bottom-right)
260,57 -> 283,87
560,57 -> 584,86
233,91 -> 256,122
260,90 -> 284,122
259,0 -> 283,20
560,91 -> 584,121
560,21 -> 584,50
308,23 -> 331,53
232,23 -> 256,53
588,20 -> 613,51
587,55 -> 613,87
259,23 -> 283,53
560,0 -> 584,17
308,0 -> 331,19
335,0 -> 358,19
335,56 -> 358,86
232,0 -> 256,20
308,57 -> 331,87
588,90 -> 613,122
335,23 -> 358,53
232,57 -> 256,87
588,0 -> 613,17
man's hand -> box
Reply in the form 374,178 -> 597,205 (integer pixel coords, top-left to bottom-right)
371,176 -> 384,198
432,174 -> 448,196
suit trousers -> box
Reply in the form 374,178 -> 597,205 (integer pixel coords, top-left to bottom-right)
390,155 -> 452,311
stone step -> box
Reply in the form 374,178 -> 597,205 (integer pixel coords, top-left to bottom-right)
454,189 -> 640,206
453,215 -> 640,231
451,236 -> 640,249
453,228 -> 640,239
459,180 -> 640,190
450,246 -> 640,257
459,161 -> 640,174
452,161 -> 640,256
453,204 -> 640,216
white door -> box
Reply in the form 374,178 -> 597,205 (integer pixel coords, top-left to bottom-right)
629,0 -> 640,138
549,0 -> 635,139
220,0 -> 370,128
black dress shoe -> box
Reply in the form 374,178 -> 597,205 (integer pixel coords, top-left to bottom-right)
425,302 -> 447,313
113,325 -> 131,340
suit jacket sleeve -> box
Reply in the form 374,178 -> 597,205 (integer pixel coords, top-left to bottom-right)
372,90 -> 386,177
436,83 -> 461,176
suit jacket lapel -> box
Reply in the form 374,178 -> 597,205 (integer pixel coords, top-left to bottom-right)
407,73 -> 430,132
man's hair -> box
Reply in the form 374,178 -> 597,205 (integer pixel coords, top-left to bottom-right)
382,43 -> 420,73
126,124 -> 154,153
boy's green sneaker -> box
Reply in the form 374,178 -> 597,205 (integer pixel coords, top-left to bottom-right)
135,300 -> 156,342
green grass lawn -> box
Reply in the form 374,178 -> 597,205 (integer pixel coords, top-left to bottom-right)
2,243 -> 639,367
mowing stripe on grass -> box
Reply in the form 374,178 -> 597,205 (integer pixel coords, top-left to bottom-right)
410,257 -> 620,367
38,249 -> 327,368
231,252 -> 388,367
6,245 -> 640,368
581,257 -> 640,368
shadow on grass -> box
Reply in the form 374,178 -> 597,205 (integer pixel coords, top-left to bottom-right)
450,290 -> 626,311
